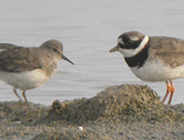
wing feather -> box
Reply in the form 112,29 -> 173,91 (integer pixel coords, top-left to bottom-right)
149,37 -> 184,68
0,44 -> 42,72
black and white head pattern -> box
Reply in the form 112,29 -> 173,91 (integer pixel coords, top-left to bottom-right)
117,31 -> 150,68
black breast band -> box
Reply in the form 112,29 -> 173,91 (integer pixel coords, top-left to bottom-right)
124,46 -> 149,68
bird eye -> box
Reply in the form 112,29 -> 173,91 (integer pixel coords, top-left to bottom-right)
53,48 -> 57,52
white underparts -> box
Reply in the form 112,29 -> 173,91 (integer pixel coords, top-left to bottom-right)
0,69 -> 51,90
130,58 -> 184,81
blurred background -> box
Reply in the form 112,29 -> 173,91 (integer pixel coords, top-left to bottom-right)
0,0 -> 184,105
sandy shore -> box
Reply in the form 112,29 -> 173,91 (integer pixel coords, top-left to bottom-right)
1,84 -> 184,140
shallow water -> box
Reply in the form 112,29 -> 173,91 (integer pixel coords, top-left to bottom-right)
0,0 -> 184,105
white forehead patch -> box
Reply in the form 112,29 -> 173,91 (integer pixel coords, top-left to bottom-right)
118,38 -> 125,45
118,35 -> 149,58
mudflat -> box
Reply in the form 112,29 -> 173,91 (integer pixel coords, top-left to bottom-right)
1,84 -> 184,140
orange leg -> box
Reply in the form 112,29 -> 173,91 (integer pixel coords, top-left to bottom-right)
162,81 -> 171,104
167,81 -> 175,105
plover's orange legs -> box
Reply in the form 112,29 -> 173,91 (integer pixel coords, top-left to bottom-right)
161,81 -> 175,105
167,81 -> 175,105
162,81 -> 171,104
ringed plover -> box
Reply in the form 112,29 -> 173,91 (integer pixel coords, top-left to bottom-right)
109,31 -> 184,105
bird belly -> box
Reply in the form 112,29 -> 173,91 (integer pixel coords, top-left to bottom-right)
0,69 -> 51,90
130,59 -> 184,82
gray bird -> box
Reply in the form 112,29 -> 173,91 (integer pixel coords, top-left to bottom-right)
0,39 -> 74,108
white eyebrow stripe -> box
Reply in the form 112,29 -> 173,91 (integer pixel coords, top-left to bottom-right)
130,36 -> 139,41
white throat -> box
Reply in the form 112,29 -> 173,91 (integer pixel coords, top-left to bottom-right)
118,35 -> 149,58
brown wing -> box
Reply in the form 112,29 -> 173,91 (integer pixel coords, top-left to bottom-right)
148,36 -> 184,68
0,44 -> 42,72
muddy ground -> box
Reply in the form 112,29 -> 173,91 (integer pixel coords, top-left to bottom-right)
1,84 -> 184,140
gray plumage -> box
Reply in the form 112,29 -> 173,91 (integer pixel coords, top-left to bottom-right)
0,39 -> 74,108
148,36 -> 184,68
0,40 -> 68,77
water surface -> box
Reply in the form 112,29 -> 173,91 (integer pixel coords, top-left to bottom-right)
0,0 -> 184,105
